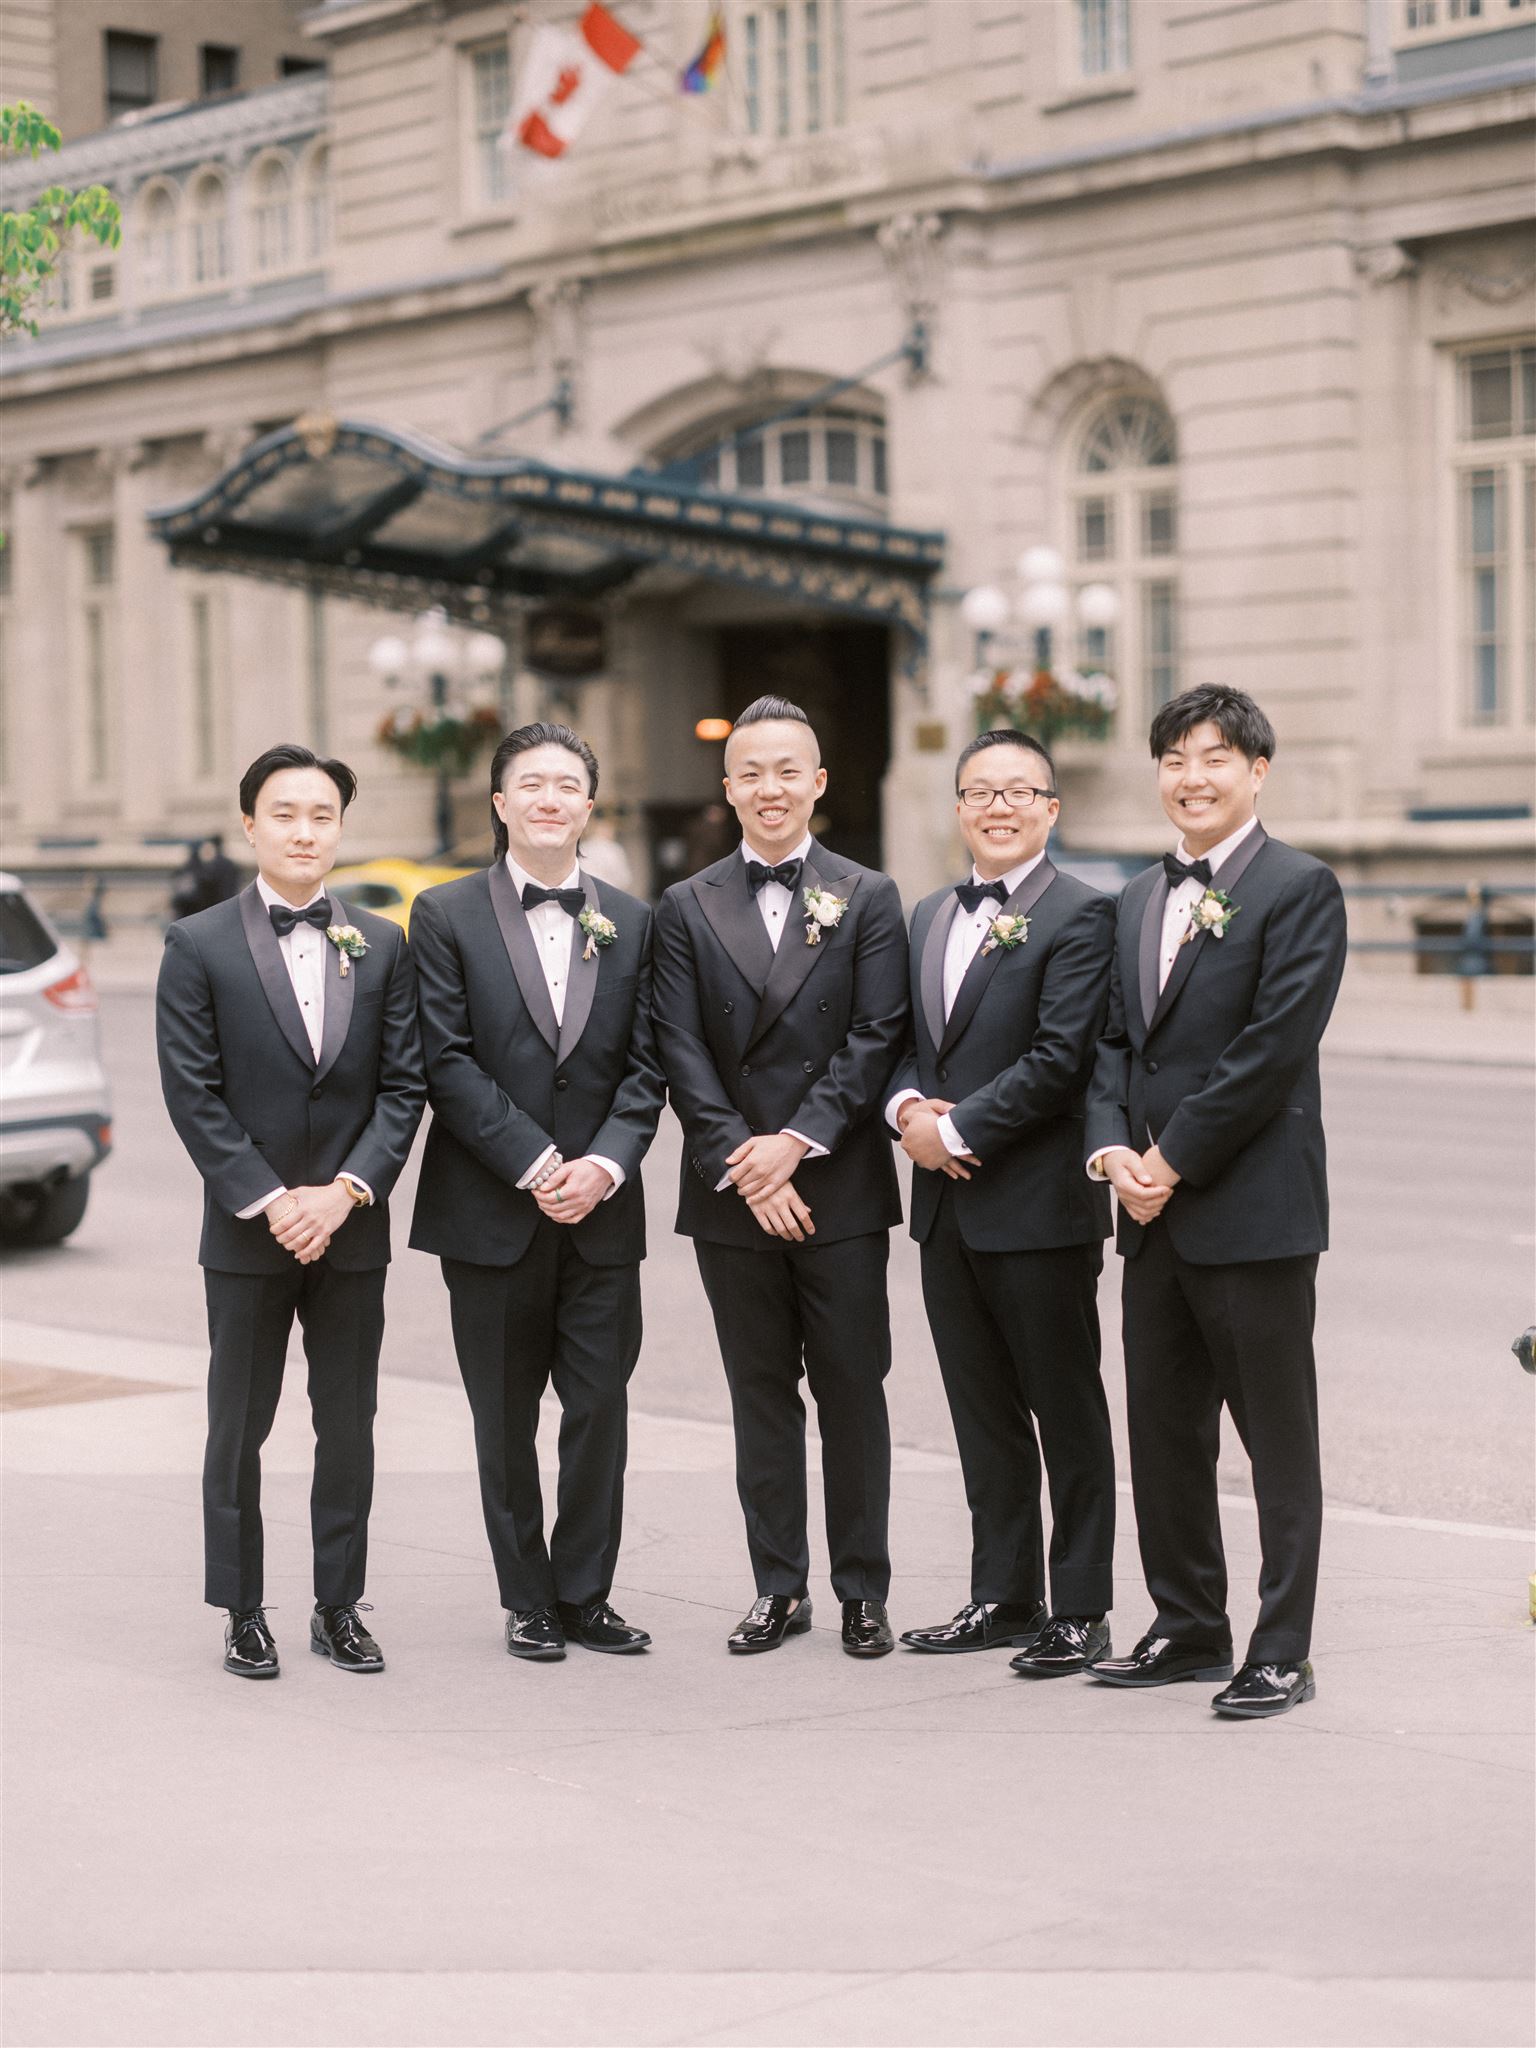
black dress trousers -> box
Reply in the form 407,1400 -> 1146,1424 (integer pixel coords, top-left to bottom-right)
443,1221 -> 642,1613
694,1232 -> 892,1602
1121,1218 -> 1323,1665
202,1261 -> 385,1612
920,1184 -> 1114,1613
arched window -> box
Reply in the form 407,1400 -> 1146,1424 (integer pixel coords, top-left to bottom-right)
300,145 -> 330,262
188,170 -> 229,286
1069,393 -> 1180,716
138,182 -> 179,298
680,407 -> 888,515
251,156 -> 292,273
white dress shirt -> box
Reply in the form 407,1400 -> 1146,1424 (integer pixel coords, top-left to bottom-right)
504,853 -> 623,1198
886,851 -> 1046,1159
717,835 -> 825,1185
1086,813 -> 1261,1181
237,875 -> 372,1218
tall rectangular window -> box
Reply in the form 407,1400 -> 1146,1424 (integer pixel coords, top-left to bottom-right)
1454,347 -> 1536,728
84,606 -> 109,782
200,44 -> 240,97
472,42 -> 512,206
744,13 -> 761,131
1143,580 -> 1177,712
741,2 -> 840,138
105,30 -> 158,120
773,5 -> 791,137
804,0 -> 822,131
1077,0 -> 1130,77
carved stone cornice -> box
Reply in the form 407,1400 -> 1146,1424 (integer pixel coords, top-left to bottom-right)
1354,241 -> 1418,287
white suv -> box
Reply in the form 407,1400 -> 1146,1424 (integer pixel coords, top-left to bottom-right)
0,874 -> 112,1246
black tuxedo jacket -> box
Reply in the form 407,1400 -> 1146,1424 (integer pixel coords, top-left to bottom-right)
156,885 -> 426,1274
407,863 -> 665,1269
652,843 -> 908,1249
1085,826 -> 1347,1265
892,860 -> 1114,1253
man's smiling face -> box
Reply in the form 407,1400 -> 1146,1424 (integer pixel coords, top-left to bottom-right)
955,741 -> 1058,880
1156,718 -> 1268,856
722,719 -> 827,859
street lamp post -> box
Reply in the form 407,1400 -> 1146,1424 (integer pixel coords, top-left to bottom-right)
369,612 -> 506,857
961,548 -> 1120,676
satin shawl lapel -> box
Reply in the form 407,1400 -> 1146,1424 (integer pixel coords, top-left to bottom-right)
939,860 -> 1059,1057
692,857 -> 774,997
487,859 -> 559,1053
1136,871 -> 1167,1035
239,884 -> 316,1071
314,891 -> 357,1084
917,892 -> 959,1056
747,847 -> 860,1052
555,869 -> 603,1067
1147,823 -> 1270,1037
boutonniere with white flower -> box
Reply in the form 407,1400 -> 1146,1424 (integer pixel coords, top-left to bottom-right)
1183,888 -> 1239,944
980,912 -> 1030,957
578,906 -> 618,961
326,924 -> 368,978
802,884 -> 848,946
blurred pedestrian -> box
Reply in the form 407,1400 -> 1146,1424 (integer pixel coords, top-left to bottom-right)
169,834 -> 241,920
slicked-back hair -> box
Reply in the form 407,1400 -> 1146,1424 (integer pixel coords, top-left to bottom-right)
489,721 -> 599,858
1149,685 -> 1276,764
955,728 -> 1057,797
239,743 -> 357,818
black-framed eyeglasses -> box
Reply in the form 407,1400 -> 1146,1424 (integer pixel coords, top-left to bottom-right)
958,784 -> 1057,810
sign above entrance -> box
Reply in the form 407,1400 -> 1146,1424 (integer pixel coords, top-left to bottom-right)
527,606 -> 607,678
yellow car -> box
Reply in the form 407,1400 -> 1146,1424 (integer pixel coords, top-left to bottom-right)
327,857 -> 474,933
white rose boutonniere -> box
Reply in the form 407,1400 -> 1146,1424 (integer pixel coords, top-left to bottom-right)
802,884 -> 848,946
326,924 -> 368,978
578,906 -> 618,961
980,912 -> 1030,957
1183,888 -> 1239,945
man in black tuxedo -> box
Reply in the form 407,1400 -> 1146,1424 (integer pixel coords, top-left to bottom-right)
652,696 -> 909,1657
1084,685 -> 1347,1718
889,730 -> 1117,1671
409,724 -> 665,1661
157,744 -> 425,1680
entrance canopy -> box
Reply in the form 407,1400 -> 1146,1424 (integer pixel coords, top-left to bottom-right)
149,416 -> 944,654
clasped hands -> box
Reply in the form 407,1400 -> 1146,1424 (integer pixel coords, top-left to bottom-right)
266,1179 -> 357,1264
896,1098 -> 980,1180
724,1132 -> 813,1242
1102,1144 -> 1180,1223
532,1156 -> 613,1226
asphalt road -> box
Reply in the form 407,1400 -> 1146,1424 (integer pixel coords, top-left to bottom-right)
4,990 -> 1531,1530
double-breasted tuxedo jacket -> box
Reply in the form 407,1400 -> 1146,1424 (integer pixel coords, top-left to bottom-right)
407,862 -> 666,1611
1086,824 -> 1348,1663
893,860 -> 1118,1611
156,885 -> 425,1610
652,842 -> 909,1600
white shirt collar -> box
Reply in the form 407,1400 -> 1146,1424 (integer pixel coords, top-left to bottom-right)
505,851 -> 582,897
739,832 -> 815,869
256,874 -> 328,913
1174,813 -> 1259,876
968,847 -> 1046,899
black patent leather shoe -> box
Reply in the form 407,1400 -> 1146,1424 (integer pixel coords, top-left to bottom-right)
557,1600 -> 651,1654
310,1603 -> 384,1673
727,1595 -> 812,1654
899,1600 -> 1045,1654
505,1607 -> 566,1661
1087,1632 -> 1233,1687
1009,1613 -> 1110,1676
1211,1660 -> 1315,1719
224,1607 -> 279,1679
841,1600 -> 894,1658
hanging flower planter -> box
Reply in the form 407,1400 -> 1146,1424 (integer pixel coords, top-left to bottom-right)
376,705 -> 502,777
968,666 -> 1118,745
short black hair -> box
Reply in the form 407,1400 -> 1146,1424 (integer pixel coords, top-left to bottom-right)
725,694 -> 820,767
239,743 -> 356,817
1149,686 -> 1276,763
955,728 -> 1057,795
489,721 -> 599,858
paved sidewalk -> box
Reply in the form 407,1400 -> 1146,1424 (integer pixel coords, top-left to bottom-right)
2,1318 -> 1531,2048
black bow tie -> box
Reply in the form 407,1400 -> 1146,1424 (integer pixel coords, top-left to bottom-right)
521,884 -> 585,917
1163,853 -> 1214,889
746,858 -> 802,895
268,899 -> 330,938
955,879 -> 1009,916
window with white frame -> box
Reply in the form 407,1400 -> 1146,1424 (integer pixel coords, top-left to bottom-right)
79,529 -> 115,786
138,183 -> 178,297
252,157 -> 293,272
684,407 -> 887,513
1076,0 -> 1131,77
1069,393 -> 1179,716
739,1 -> 844,139
470,41 -> 512,207
1400,0 -> 1533,43
1455,343 -> 1536,728
188,170 -> 230,287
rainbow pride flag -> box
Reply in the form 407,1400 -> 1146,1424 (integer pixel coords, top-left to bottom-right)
680,6 -> 726,92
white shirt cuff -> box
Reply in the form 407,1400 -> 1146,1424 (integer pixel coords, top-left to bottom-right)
516,1144 -> 558,1191
782,1128 -> 827,1160
237,1186 -> 288,1221
337,1174 -> 373,1207
1086,1146 -> 1138,1182
936,1113 -> 971,1160
886,1088 -> 923,1135
584,1155 -> 624,1200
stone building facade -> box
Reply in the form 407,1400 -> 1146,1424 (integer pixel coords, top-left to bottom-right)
0,0 -> 1532,919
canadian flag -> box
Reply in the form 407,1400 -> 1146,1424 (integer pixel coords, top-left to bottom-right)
504,3 -> 642,162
